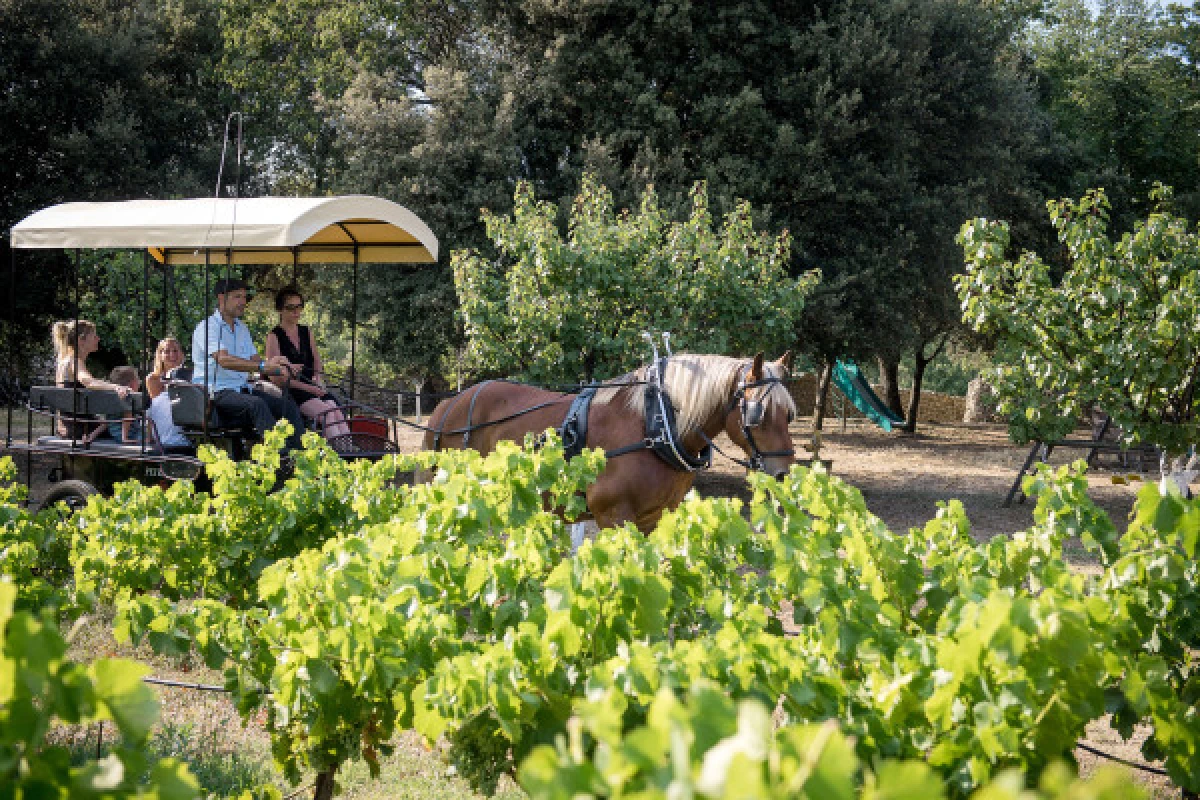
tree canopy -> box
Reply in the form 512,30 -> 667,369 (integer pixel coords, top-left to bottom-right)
957,186 -> 1200,457
454,177 -> 816,383
4,0 -> 1200,408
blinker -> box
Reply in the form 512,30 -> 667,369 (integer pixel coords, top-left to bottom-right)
742,398 -> 765,428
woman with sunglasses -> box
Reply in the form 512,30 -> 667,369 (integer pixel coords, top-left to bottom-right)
264,286 -> 350,440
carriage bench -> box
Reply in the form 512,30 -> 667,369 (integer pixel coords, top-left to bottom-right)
28,385 -> 147,418
1004,438 -> 1161,507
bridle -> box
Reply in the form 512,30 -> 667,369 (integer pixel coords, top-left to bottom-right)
722,367 -> 796,472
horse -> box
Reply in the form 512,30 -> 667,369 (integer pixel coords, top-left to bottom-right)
422,352 -> 797,533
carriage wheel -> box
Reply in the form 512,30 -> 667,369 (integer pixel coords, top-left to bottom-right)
38,479 -> 98,514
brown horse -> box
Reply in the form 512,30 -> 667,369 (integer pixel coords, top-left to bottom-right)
423,352 -> 797,532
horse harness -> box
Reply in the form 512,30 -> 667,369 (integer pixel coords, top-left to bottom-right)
430,360 -> 793,473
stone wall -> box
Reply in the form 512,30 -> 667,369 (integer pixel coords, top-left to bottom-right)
786,372 -> 966,425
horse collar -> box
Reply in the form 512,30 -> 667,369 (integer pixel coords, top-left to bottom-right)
643,380 -> 712,472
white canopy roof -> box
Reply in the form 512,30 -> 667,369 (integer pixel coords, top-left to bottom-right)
9,195 -> 438,265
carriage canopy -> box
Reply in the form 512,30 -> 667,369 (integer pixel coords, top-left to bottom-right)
9,195 -> 438,265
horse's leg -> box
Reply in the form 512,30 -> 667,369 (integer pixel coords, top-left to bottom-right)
569,521 -> 589,552
591,500 -> 640,531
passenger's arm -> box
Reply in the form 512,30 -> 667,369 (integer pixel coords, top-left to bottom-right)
73,364 -> 131,398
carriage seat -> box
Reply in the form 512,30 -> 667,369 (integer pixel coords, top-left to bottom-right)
34,435 -> 157,455
165,382 -> 209,428
28,385 -> 147,416
164,382 -> 261,445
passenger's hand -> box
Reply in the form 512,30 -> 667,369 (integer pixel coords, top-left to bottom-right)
115,385 -> 130,398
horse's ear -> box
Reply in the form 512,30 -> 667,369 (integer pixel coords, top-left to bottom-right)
751,352 -> 764,380
779,350 -> 794,372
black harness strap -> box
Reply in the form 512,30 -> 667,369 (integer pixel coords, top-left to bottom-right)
462,380 -> 497,447
429,380 -> 572,451
430,387 -> 472,451
559,387 -> 596,460
643,381 -> 712,471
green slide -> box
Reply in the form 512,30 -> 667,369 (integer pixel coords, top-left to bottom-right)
831,360 -> 905,432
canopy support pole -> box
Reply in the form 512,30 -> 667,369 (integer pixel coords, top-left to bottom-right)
350,245 -> 359,402
141,250 -> 149,380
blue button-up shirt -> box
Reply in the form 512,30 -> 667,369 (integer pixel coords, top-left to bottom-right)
192,310 -> 256,393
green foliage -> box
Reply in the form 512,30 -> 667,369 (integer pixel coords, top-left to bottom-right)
957,187 -> 1200,454
116,434 -> 604,790
71,426 -> 406,609
518,684 -> 1146,800
1026,0 -> 1200,225
453,176 -> 816,383
0,457 -> 72,613
17,430 -> 1200,796
0,0 -> 224,378
0,582 -> 201,799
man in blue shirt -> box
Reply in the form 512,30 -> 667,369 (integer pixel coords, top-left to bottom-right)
192,278 -> 305,450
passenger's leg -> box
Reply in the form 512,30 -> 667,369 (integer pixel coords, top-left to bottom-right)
213,389 -> 276,438
254,389 -> 304,451
299,397 -> 349,439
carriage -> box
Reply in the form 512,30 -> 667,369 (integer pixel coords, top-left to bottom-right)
4,195 -> 438,509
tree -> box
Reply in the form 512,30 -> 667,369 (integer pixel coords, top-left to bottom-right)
320,0 -> 1049,397
0,0 -> 226,379
1027,0 -> 1200,226
453,176 -> 816,384
328,65 -> 521,382
957,186 -> 1200,471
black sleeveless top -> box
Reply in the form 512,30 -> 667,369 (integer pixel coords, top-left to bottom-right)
271,325 -> 315,382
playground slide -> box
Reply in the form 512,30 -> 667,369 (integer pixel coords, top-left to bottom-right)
831,360 -> 905,432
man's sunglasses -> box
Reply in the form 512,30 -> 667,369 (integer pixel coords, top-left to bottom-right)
283,303 -> 304,311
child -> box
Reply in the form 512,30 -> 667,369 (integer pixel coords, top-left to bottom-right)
106,366 -> 144,444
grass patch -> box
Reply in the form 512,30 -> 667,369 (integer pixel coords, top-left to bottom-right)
64,720 -> 277,798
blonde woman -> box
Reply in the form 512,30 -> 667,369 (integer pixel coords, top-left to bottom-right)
144,336 -> 194,455
146,336 -> 185,400
50,319 -> 129,440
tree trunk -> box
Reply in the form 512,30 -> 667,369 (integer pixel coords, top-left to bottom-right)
904,353 -> 930,434
810,362 -> 834,459
313,767 -> 338,800
812,362 -> 834,431
876,355 -> 904,417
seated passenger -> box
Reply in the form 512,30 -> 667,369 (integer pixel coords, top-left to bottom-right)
190,279 -> 305,451
145,338 -> 195,456
264,286 -> 351,440
51,319 -> 129,442
146,336 -> 185,400
105,366 -> 144,444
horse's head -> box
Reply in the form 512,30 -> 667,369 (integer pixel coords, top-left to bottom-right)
723,351 -> 796,479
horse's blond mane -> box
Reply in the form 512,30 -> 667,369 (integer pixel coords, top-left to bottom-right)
593,353 -> 795,435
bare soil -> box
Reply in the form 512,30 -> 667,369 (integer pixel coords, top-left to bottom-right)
694,419 -> 1149,551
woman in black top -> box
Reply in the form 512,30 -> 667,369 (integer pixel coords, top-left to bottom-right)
264,287 -> 350,440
